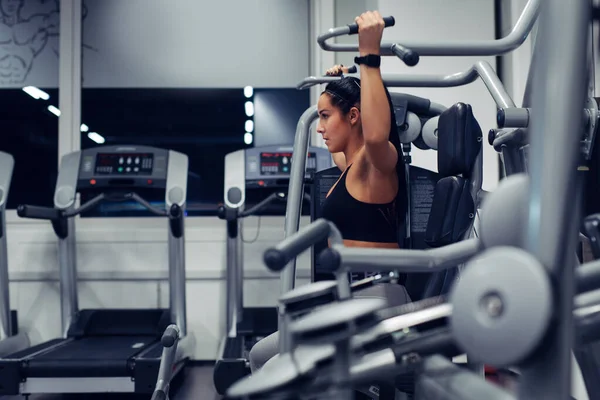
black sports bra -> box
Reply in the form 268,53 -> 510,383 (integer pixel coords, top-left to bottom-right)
321,164 -> 398,243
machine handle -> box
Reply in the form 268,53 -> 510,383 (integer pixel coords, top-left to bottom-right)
161,324 -> 180,348
169,204 -> 184,238
391,43 -> 420,67
129,193 -> 169,217
17,204 -> 62,220
239,192 -> 286,218
347,16 -> 395,35
296,66 -> 358,90
263,219 -> 332,272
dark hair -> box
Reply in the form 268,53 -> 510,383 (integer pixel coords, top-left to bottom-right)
324,77 -> 408,246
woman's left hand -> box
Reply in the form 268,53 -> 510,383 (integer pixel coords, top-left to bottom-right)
355,11 -> 385,56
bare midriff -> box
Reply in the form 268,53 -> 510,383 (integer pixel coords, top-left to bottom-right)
329,239 -> 399,249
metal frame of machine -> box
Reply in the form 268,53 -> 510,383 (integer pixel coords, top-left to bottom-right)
227,0 -> 600,399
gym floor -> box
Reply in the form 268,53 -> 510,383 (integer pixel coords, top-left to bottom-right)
0,366 -> 221,400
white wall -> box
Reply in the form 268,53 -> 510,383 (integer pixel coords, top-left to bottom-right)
0,0 -> 310,88
377,0 -> 499,191
81,0 -> 310,88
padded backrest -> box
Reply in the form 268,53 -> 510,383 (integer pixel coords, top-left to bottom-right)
416,103 -> 482,298
437,102 -> 482,178
425,176 -> 475,247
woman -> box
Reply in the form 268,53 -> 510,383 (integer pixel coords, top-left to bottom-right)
249,10 -> 410,373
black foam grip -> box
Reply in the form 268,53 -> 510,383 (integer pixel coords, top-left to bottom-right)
347,65 -> 358,74
263,249 -> 287,272
317,247 -> 341,273
169,204 -> 184,238
17,204 -> 61,220
161,324 -> 180,348
264,219 -> 331,272
348,16 -> 395,35
395,47 -> 419,67
497,108 -> 506,128
488,129 -> 497,146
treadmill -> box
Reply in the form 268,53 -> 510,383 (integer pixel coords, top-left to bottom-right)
0,151 -> 30,357
213,145 -> 331,394
0,145 -> 195,395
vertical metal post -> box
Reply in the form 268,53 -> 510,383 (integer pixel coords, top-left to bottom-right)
280,106 -> 319,297
521,0 -> 590,398
0,213 -> 9,341
0,153 -> 13,341
59,217 -> 78,336
58,0 -> 82,159
225,226 -> 238,337
236,219 -> 244,323
169,226 -> 187,337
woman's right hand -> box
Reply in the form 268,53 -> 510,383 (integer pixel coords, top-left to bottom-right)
325,64 -> 350,76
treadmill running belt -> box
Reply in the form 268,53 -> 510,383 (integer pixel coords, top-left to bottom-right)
26,336 -> 157,378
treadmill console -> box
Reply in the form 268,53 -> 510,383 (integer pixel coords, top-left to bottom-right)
77,146 -> 170,190
245,146 -> 331,189
94,153 -> 154,176
259,151 -> 317,176
223,145 -> 332,213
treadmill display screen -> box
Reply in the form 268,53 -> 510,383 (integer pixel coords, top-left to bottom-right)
95,153 -> 154,175
260,152 -> 317,175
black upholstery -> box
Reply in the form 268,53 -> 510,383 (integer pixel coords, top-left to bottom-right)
437,102 -> 482,178
414,103 -> 482,300
425,176 -> 475,248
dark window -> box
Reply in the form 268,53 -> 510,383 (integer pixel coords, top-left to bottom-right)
79,88 -> 309,217
0,89 -> 59,209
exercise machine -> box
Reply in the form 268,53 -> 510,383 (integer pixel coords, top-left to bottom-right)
0,151 -> 30,357
0,145 -> 195,395
230,0 -> 597,398
213,145 -> 331,394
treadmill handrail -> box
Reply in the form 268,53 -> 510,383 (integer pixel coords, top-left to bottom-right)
239,192 -> 286,218
18,192 -> 171,221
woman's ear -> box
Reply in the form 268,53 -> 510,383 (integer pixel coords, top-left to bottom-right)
349,107 -> 360,126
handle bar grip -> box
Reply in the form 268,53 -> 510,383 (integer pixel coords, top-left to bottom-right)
347,16 -> 395,35
391,43 -> 419,67
17,204 -> 61,220
161,324 -> 180,348
263,219 -> 331,272
346,65 -> 357,74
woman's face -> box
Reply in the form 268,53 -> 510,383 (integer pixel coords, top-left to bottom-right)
316,93 -> 359,154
